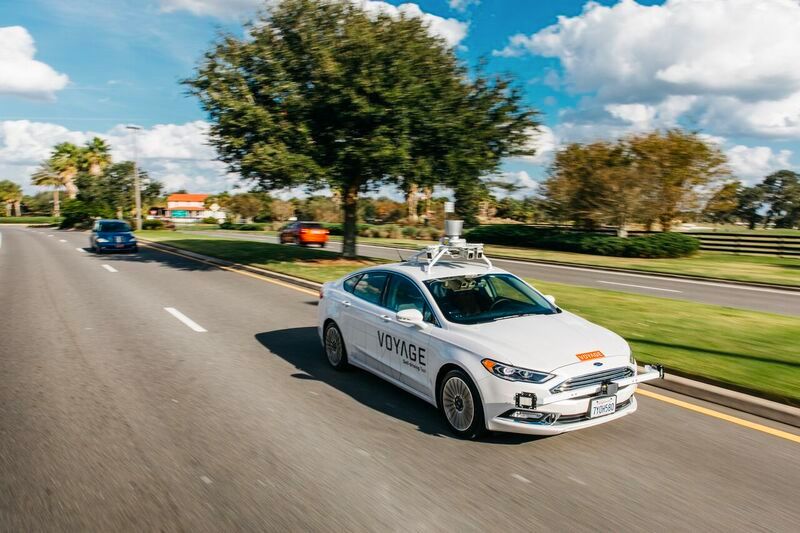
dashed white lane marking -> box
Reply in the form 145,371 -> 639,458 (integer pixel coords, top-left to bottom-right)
512,474 -> 531,484
164,307 -> 207,332
200,476 -> 213,485
0,231 -> 3,249
76,248 -> 86,253
47,234 -> 54,237
597,280 -> 682,293
59,239 -> 67,243
101,264 -> 118,273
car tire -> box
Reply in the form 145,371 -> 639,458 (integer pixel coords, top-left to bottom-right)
323,322 -> 349,370
438,369 -> 486,439
132,245 -> 139,253
320,241 -> 327,248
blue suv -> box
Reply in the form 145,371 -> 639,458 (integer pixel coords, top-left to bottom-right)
90,219 -> 138,253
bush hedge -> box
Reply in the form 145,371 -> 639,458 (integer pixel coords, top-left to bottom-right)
142,219 -> 166,230
465,225 -> 699,258
219,222 -> 266,231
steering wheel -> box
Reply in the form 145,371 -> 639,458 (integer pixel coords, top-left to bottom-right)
489,297 -> 514,311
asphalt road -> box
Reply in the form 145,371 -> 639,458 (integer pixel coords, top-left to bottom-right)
190,230 -> 800,316
1,225 -> 798,532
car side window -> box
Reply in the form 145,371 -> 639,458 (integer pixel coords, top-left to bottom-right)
352,272 -> 388,306
385,275 -> 436,325
343,274 -> 361,294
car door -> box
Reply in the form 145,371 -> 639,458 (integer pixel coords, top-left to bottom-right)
347,271 -> 392,375
381,274 -> 439,395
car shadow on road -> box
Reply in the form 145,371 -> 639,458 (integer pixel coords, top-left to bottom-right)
78,245 -> 219,272
255,327 -> 542,445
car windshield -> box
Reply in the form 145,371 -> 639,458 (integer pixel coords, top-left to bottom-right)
99,221 -> 131,232
424,273 -> 557,325
301,223 -> 322,229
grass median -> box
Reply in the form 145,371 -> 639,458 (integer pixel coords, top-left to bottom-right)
192,228 -> 800,288
140,230 -> 800,404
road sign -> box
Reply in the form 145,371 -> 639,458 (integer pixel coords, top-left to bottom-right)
172,210 -> 188,218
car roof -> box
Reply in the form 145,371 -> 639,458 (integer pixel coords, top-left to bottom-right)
352,260 -> 508,282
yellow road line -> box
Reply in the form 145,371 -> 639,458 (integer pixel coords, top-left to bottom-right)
143,241 -> 800,444
637,388 -> 800,444
141,242 -> 319,297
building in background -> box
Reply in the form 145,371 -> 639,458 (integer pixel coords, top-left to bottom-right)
164,193 -> 225,223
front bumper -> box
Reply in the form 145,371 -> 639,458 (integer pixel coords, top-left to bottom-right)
480,365 -> 663,436
96,241 -> 137,250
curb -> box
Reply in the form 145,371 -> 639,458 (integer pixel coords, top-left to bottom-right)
642,369 -> 800,428
141,238 -> 799,428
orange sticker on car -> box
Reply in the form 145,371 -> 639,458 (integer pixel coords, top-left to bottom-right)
576,351 -> 605,361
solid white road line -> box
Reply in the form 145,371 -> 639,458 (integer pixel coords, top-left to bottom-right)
59,239 -> 67,243
164,307 -> 207,332
597,280 -> 682,293
0,231 -> 3,249
101,264 -> 118,273
76,248 -> 86,253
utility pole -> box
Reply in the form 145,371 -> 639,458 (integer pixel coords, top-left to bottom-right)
126,125 -> 143,231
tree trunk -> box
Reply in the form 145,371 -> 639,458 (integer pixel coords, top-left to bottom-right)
342,184 -> 359,258
659,215 -> 672,232
53,189 -> 60,218
14,200 -> 21,217
422,186 -> 432,219
405,183 -> 419,223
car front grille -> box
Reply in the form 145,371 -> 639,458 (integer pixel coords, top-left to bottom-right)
550,367 -> 634,394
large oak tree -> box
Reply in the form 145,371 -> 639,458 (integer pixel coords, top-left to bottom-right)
185,0 -> 537,256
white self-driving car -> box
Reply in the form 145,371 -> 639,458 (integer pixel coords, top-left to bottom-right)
317,222 -> 663,439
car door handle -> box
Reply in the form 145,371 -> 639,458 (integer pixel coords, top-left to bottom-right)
380,314 -> 392,322
341,300 -> 352,307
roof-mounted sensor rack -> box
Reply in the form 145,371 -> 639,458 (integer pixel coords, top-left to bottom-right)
407,220 -> 493,272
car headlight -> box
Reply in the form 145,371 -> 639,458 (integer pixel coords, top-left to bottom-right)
481,359 -> 555,383
96,237 -> 109,243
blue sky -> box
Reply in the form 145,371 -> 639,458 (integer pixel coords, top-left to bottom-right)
1,0 -> 798,196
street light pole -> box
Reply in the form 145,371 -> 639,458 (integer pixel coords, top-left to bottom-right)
126,125 -> 143,231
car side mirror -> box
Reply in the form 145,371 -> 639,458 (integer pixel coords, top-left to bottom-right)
544,294 -> 556,305
396,308 -> 427,329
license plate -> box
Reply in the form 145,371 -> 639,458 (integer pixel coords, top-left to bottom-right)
589,396 -> 616,418
115,244 -> 124,248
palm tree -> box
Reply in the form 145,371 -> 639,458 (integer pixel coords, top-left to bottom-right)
82,137 -> 112,177
31,162 -> 64,217
0,180 -> 22,217
50,142 -> 82,199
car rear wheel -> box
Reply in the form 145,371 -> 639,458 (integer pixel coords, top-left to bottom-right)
439,369 -> 485,439
324,323 -> 349,370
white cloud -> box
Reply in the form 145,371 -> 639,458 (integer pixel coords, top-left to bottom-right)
159,0 -> 262,19
448,0 -> 479,12
490,170 -> 540,198
515,125 -> 557,166
0,26 -> 69,100
159,0 -> 468,46
494,0 -> 800,138
0,120 -> 235,194
725,145 -> 793,183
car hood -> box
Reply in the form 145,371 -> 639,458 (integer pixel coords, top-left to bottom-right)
448,311 -> 629,372
97,231 -> 135,238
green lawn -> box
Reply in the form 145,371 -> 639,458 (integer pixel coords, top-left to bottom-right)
331,235 -> 800,288
0,216 -> 60,224
177,228 -> 800,287
139,230 -> 800,404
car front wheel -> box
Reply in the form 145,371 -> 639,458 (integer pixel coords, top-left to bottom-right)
324,323 -> 349,370
439,369 -> 485,439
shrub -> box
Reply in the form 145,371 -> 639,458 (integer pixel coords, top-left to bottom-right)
402,226 -> 418,239
201,217 -> 220,224
219,222 -> 236,230
237,223 -> 265,231
464,225 -> 699,258
388,225 -> 402,239
428,228 -> 442,241
142,219 -> 165,230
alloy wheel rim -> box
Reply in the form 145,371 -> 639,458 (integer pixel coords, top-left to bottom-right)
442,377 -> 474,431
325,327 -> 342,365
